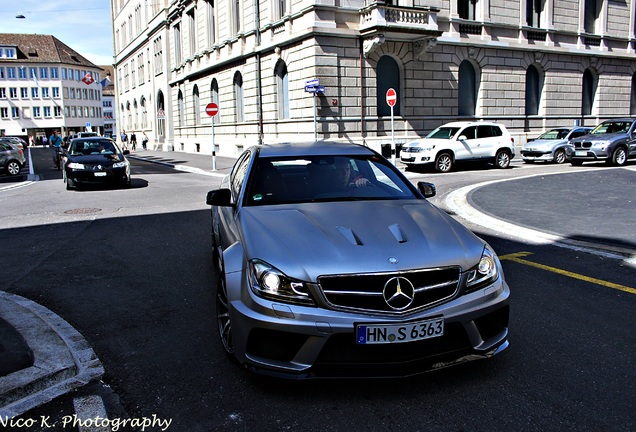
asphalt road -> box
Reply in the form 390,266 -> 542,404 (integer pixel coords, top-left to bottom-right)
1,148 -> 634,431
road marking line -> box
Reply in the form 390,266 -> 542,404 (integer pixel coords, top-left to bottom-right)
499,252 -> 636,295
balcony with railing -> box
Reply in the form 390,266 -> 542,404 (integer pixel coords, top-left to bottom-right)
359,2 -> 440,37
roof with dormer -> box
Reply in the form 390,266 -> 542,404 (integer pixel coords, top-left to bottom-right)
0,33 -> 101,70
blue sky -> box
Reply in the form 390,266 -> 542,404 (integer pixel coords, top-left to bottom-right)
1,1 -> 114,66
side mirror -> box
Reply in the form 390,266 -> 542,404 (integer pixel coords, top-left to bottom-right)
123,150 -> 130,155
457,135 -> 467,141
206,189 -> 232,206
417,182 -> 436,198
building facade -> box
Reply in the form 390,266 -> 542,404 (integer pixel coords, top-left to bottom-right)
0,34 -> 106,143
112,0 -> 636,157
101,65 -> 117,138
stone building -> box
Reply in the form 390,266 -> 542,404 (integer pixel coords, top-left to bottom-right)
0,34 -> 106,142
111,0 -> 636,157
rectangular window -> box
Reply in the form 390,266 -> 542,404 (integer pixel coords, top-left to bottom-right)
0,88 -> 5,98
50,67 -> 59,79
70,88 -> 75,99
188,9 -> 196,56
52,87 -> 60,98
31,87 -> 39,98
18,67 -> 27,79
20,87 -> 28,98
54,106 -> 62,117
9,88 -> 17,98
62,68 -> 67,80
0,67 -> 4,79
0,107 -> 8,118
42,87 -> 49,98
29,68 -> 37,79
11,107 -> 19,118
174,24 -> 182,65
458,0 -> 478,20
7,67 -> 15,79
71,106 -> 77,117
33,107 -> 41,117
44,106 -> 51,117
40,67 -> 48,79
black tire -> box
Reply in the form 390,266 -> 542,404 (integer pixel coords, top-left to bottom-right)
6,160 -> 21,176
435,152 -> 453,173
216,270 -> 235,357
495,149 -> 511,169
610,147 -> 627,166
553,149 -> 566,164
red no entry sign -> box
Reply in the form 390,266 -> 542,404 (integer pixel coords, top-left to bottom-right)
386,88 -> 397,107
206,103 -> 219,117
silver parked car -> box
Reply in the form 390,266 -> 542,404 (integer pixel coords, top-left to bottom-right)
521,127 -> 593,164
206,142 -> 510,378
0,140 -> 26,176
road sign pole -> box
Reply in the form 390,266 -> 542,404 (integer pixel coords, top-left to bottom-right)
211,116 -> 216,171
391,105 -> 395,165
313,94 -> 317,141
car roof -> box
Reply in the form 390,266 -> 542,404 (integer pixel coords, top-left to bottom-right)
437,121 -> 505,127
254,141 -> 377,158
70,136 -> 113,142
601,118 -> 636,123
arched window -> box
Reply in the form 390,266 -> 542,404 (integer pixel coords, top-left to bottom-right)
234,72 -> 244,122
133,99 -> 138,129
211,78 -> 220,123
525,65 -> 541,116
377,56 -> 400,116
177,90 -> 184,127
630,73 -> 636,116
157,91 -> 165,138
140,97 -> 147,129
458,60 -> 477,116
581,68 -> 598,116
275,60 -> 289,119
193,85 -> 201,124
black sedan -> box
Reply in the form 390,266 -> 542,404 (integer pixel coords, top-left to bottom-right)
63,137 -> 131,189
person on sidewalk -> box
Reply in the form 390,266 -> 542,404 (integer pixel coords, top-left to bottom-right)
130,133 -> 137,152
141,132 -> 149,150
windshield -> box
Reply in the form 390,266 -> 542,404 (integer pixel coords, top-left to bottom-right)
70,140 -> 119,156
426,127 -> 461,139
244,155 -> 418,206
591,121 -> 632,135
537,129 -> 569,140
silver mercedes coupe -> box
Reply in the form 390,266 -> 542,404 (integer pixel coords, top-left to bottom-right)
206,142 -> 510,378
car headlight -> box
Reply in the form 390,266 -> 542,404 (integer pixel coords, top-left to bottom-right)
68,162 -> 85,169
465,246 -> 499,293
113,160 -> 129,168
248,259 -> 314,305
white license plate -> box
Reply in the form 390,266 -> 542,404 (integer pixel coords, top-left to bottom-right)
94,172 -> 107,177
356,317 -> 444,345
575,151 -> 587,156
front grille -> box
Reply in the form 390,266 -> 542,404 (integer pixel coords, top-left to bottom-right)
575,141 -> 592,149
318,267 -> 461,314
521,151 -> 545,157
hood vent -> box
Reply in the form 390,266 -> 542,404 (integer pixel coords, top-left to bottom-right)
336,226 -> 364,246
388,223 -> 408,243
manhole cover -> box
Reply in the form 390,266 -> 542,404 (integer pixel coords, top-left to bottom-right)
64,208 -> 102,215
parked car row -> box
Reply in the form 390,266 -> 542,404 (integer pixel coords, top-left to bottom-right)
399,118 -> 636,172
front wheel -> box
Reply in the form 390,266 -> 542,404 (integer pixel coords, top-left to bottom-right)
495,149 -> 511,169
610,147 -> 627,166
435,153 -> 453,173
553,149 -> 566,164
216,270 -> 235,357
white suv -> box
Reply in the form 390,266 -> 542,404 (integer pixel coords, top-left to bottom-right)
400,121 -> 515,172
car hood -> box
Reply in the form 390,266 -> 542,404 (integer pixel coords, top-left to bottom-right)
405,138 -> 452,148
67,154 -> 125,164
237,200 -> 485,281
570,132 -> 624,143
523,139 -> 566,149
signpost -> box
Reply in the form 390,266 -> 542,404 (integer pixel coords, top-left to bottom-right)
386,88 -> 397,164
206,102 -> 219,170
305,79 -> 325,141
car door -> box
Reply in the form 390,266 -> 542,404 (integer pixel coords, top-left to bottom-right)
473,125 -> 499,159
216,150 -> 252,250
454,126 -> 477,161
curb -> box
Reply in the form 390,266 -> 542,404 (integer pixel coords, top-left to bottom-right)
0,291 -> 104,419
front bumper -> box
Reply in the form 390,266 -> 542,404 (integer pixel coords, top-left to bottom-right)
226,269 -> 510,379
66,167 -> 129,185
521,150 -> 555,162
400,152 -> 432,165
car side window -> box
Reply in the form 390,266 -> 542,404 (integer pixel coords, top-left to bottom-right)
570,131 -> 586,139
461,126 -> 477,140
231,151 -> 251,202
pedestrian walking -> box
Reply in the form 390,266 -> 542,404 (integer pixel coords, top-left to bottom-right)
141,132 -> 149,150
130,133 -> 137,151
120,130 -> 128,150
